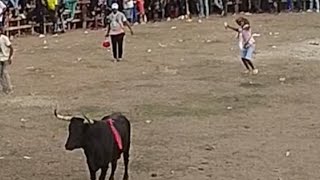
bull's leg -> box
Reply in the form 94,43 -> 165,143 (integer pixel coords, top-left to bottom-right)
123,151 -> 129,180
89,168 -> 96,180
109,160 -> 118,180
86,153 -> 97,180
99,166 -> 109,180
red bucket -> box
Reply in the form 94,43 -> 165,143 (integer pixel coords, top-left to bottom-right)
102,39 -> 110,48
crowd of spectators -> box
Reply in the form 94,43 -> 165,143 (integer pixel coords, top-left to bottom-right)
0,0 -> 318,36
118,0 -> 319,24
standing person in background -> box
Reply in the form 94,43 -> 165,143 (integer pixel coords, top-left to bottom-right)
0,27 -> 13,94
34,0 -> 45,37
287,0 -> 293,11
28,0 -> 47,37
106,3 -> 133,62
123,0 -> 134,23
56,0 -> 67,33
198,0 -> 209,18
0,0 -> 7,28
234,0 -> 240,14
102,0 -> 112,27
214,0 -> 225,16
187,0 -> 198,19
271,0 -> 281,13
137,0 -> 147,23
166,0 -> 179,20
132,0 -> 138,24
250,0 -> 263,13
177,0 -> 186,18
287,0 -> 302,12
151,0 -> 162,22
45,0 -> 59,34
9,0 -> 27,18
308,0 -> 319,12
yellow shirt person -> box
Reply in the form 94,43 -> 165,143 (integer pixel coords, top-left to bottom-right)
47,0 -> 58,10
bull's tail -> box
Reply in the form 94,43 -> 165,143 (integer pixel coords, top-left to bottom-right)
122,116 -> 131,180
127,118 -> 131,152
122,115 -> 131,153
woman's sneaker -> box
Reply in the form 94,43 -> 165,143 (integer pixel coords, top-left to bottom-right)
253,69 -> 259,74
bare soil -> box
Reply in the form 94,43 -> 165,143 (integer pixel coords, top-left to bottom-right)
1,13 -> 320,180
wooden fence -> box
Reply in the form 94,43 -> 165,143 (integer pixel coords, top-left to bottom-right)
4,0 -> 104,37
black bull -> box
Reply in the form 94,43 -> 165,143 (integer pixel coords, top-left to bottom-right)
54,109 -> 131,180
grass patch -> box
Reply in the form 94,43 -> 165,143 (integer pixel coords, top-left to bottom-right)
138,93 -> 267,118
137,103 -> 218,118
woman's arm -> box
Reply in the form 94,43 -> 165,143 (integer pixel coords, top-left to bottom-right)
120,13 -> 133,35
224,22 -> 239,32
124,21 -> 134,35
226,25 -> 239,32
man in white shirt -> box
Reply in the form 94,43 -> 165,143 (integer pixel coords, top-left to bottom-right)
0,1 -> 7,27
0,27 -> 13,94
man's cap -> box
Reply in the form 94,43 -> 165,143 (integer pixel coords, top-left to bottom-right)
111,3 -> 119,10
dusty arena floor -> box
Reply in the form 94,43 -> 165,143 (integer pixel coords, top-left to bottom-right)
1,13 -> 320,180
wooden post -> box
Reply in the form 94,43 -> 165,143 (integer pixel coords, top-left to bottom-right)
31,23 -> 35,35
5,14 -> 9,37
81,1 -> 88,29
17,18 -> 21,36
94,7 -> 98,29
225,0 -> 228,14
43,16 -> 47,34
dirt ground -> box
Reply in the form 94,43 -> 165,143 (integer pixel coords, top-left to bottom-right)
0,13 -> 320,180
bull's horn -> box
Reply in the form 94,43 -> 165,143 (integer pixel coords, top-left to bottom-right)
82,113 -> 94,124
54,109 -> 72,121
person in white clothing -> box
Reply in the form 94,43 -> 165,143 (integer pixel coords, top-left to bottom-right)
0,27 -> 13,94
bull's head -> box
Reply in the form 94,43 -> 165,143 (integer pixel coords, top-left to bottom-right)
54,109 -> 95,151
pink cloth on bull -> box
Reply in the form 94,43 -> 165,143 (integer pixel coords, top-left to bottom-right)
107,119 -> 123,151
